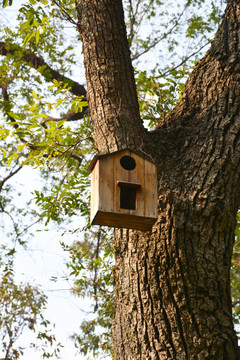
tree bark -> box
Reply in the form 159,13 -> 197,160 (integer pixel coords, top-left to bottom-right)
76,0 -> 148,154
76,0 -> 240,358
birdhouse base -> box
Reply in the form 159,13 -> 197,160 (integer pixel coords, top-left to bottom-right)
91,210 -> 157,231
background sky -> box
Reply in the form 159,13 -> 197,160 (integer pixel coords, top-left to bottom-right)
4,167 -> 97,360
0,3 -> 108,359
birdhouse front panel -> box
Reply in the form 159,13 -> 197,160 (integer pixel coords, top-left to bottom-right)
89,149 -> 157,231
114,150 -> 144,216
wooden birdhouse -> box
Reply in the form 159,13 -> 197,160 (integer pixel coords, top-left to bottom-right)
88,149 -> 157,231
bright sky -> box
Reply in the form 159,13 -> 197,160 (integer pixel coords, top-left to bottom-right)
2,166 -> 101,360
0,3 -> 110,359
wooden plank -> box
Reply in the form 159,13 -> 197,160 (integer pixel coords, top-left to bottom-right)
128,150 -> 142,184
115,150 -> 129,182
99,155 -> 114,212
91,210 -> 156,231
90,160 -> 100,223
128,151 -> 144,216
113,150 -> 146,217
114,150 -> 129,214
117,181 -> 141,188
144,160 -> 158,218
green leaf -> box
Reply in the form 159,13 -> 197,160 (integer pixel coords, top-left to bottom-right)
36,29 -> 40,43
2,0 -> 12,8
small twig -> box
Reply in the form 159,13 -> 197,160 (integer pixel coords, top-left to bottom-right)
0,165 -> 23,192
232,300 -> 240,307
93,228 -> 102,311
132,4 -> 188,61
52,0 -> 78,26
138,137 -> 155,163
14,218 -> 42,241
161,41 -> 211,77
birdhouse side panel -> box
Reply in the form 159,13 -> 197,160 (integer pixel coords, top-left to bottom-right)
98,155 -> 114,213
144,160 -> 158,218
90,160 -> 100,223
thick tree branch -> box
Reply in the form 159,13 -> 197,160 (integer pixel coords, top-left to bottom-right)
168,0 -> 240,120
75,0 -> 240,357
153,0 -> 240,176
0,41 -> 87,97
1,83 -> 84,165
76,0 -> 147,154
41,107 -> 89,125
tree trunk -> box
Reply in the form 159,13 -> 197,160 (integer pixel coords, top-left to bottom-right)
76,0 -> 240,358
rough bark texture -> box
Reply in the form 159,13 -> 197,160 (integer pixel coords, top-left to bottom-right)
76,0 -> 240,359
76,0 -> 148,154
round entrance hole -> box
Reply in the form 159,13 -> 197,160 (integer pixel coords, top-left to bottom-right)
120,156 -> 136,171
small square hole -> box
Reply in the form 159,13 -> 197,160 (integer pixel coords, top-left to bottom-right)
120,186 -> 136,210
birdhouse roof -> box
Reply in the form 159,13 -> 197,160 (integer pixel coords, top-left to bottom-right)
88,149 -> 155,172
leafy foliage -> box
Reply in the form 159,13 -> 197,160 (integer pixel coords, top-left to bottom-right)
66,227 -> 114,358
0,260 -> 62,359
136,67 -> 188,128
